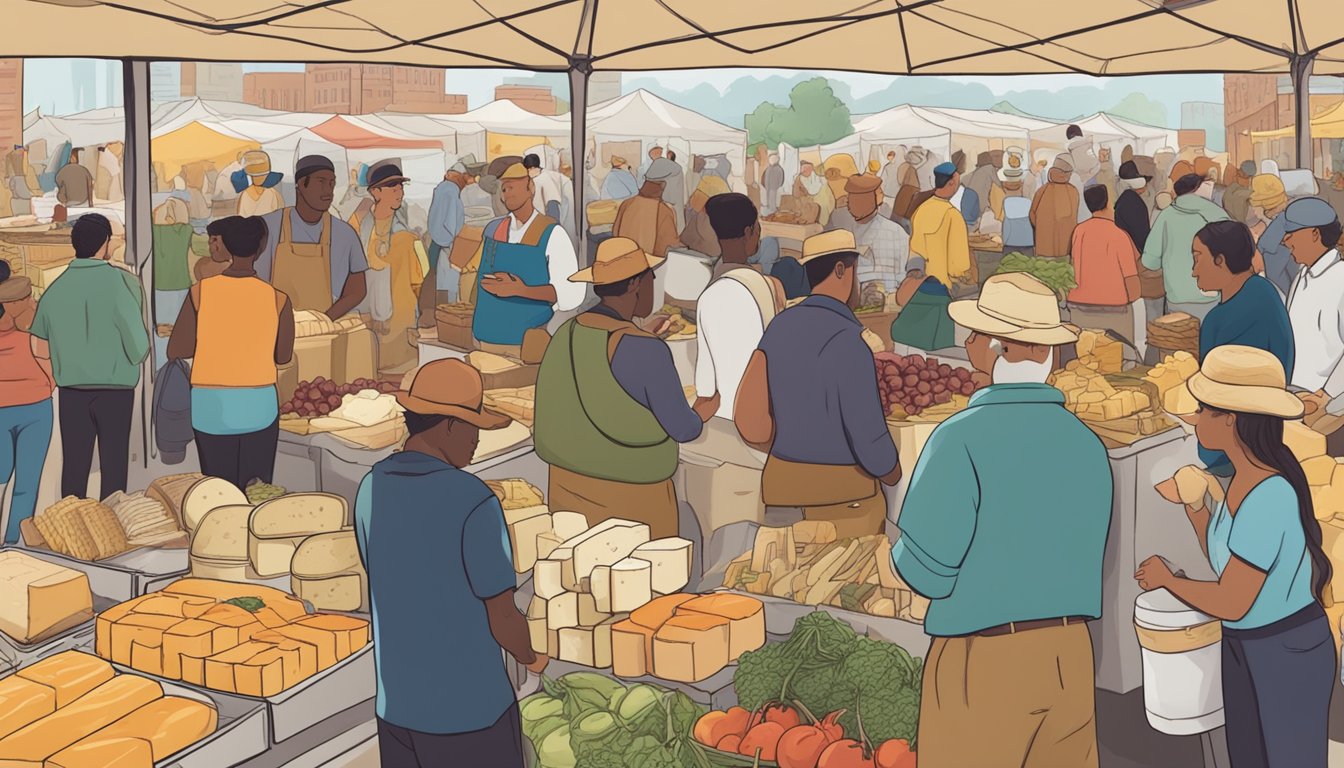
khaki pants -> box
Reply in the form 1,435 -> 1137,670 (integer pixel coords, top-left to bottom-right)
919,623 -> 1098,768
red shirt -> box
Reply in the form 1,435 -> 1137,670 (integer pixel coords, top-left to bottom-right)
0,327 -> 53,408
1068,216 -> 1141,307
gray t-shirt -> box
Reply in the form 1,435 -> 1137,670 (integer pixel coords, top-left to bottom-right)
254,208 -> 370,303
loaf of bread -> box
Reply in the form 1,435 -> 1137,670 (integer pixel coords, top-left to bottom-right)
33,498 -> 129,561
145,473 -> 205,530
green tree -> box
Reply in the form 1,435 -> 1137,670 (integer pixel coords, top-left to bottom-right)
746,78 -> 853,150
1106,92 -> 1168,128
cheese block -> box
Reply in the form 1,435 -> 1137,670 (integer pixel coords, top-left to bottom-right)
1311,484 -> 1344,522
546,592 -> 579,631
130,639 -> 165,677
129,593 -> 215,621
188,555 -> 250,582
1284,420 -> 1327,462
252,631 -> 319,689
190,505 -> 252,562
293,614 -> 369,660
674,594 -> 765,661
0,676 -> 162,764
0,679 -> 54,742
203,642 -> 266,694
0,551 -> 94,644
610,619 -> 650,678
651,614 -> 730,683
527,596 -> 548,655
109,614 -> 182,667
1302,455 -> 1337,486
162,619 -> 234,680
558,615 -> 625,668
181,478 -> 249,533
43,737 -> 151,768
570,523 -> 651,592
162,579 -> 308,622
577,593 -> 610,627
292,574 -> 365,612
535,531 -> 565,564
608,558 -> 653,613
268,624 -> 340,671
547,630 -> 559,659
534,519 -> 637,599
630,538 -> 692,595
468,350 -> 519,374
248,495 -> 349,577
60,696 -> 216,763
536,511 -> 589,562
505,506 -> 552,573
291,530 -> 366,610
195,605 -> 263,643
591,566 -> 613,612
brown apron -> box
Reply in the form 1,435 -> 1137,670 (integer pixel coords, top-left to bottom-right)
271,209 -> 333,312
549,466 -> 680,540
761,456 -> 886,539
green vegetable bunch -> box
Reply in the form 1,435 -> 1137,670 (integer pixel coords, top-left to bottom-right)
995,251 -> 1077,297
245,481 -> 287,504
521,671 -> 710,768
734,611 -> 922,747
222,597 -> 265,613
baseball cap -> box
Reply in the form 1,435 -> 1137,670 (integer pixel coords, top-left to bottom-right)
1283,197 -> 1339,233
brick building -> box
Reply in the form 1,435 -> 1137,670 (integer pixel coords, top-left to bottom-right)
305,65 -> 454,114
0,60 -> 20,151
243,72 -> 306,112
181,63 -> 244,102
495,84 -> 557,115
1225,73 -> 1344,167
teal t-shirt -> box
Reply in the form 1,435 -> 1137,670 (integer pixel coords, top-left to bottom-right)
1208,475 -> 1315,630
190,386 -> 278,435
354,454 -> 518,734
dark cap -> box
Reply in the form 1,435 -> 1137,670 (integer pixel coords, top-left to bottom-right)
295,155 -> 335,181
366,160 -> 409,189
1118,160 -> 1151,182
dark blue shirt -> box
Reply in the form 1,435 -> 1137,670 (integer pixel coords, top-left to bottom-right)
1197,274 -> 1295,472
354,452 -> 517,734
769,257 -> 810,300
757,294 -> 899,478
587,306 -> 703,443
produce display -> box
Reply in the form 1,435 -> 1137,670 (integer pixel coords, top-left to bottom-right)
0,651 -> 218,768
30,498 -> 130,561
994,251 -> 1076,297
1050,361 -> 1176,442
873,352 -> 979,418
734,612 -> 921,756
1147,312 -> 1200,357
607,594 -> 765,683
722,523 -> 928,623
281,377 -> 399,419
482,386 -> 536,426
692,700 -> 916,767
94,578 -> 370,697
520,671 -> 705,768
0,551 -> 93,644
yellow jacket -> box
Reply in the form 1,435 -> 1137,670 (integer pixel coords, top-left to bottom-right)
909,196 -> 971,288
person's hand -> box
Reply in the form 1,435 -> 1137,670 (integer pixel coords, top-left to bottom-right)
525,654 -> 549,676
1135,556 -> 1175,591
692,392 -> 721,422
895,270 -> 924,308
480,272 -> 525,298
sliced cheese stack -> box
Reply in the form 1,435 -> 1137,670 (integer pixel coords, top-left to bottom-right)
145,473 -> 205,531
0,651 -> 220,768
94,578 -> 368,697
0,551 -> 94,644
32,497 -> 129,561
290,530 -> 367,612
247,493 -> 348,578
104,492 -> 184,549
181,478 -> 249,534
189,505 -> 254,581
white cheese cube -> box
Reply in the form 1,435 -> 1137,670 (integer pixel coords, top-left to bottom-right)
631,538 -> 693,594
610,559 -> 653,613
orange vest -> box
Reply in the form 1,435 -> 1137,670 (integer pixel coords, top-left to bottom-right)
190,275 -> 285,387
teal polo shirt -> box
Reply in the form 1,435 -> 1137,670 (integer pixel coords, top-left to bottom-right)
1207,476 -> 1314,630
353,452 -> 517,734
892,383 -> 1114,637
29,259 -> 149,389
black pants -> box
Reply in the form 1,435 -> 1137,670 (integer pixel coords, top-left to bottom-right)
377,705 -> 524,768
59,387 -> 134,500
1222,603 -> 1335,768
193,420 -> 279,491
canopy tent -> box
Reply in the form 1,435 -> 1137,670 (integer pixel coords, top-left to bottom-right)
25,112 -> 125,151
151,121 -> 259,179
309,117 -> 449,207
848,105 -> 954,172
310,116 -> 443,151
584,89 -> 748,188
1028,113 -> 1177,158
434,101 -> 569,137
361,113 -> 474,158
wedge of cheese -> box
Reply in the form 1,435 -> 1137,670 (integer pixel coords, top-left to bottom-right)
0,551 -> 94,644
181,478 -> 249,534
1285,420 -> 1327,462
52,696 -> 216,764
674,594 -> 765,662
558,615 -> 625,668
505,506 -> 552,574
291,530 -> 366,612
546,592 -> 579,631
189,505 -> 252,566
248,494 -> 349,577
630,538 -> 692,595
0,679 -> 55,742
570,523 -> 650,592
0,675 -> 162,765
534,519 -> 639,599
652,614 -> 731,683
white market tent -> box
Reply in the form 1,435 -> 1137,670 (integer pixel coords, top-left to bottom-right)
26,111 -> 126,151
434,100 -> 569,137
1028,112 -> 1178,158
362,112 -> 476,159
584,89 -> 748,185
848,105 -> 954,172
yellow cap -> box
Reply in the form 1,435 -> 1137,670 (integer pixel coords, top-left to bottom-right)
499,163 -> 529,181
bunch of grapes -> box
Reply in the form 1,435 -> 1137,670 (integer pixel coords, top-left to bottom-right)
875,354 -> 979,417
281,377 -> 398,417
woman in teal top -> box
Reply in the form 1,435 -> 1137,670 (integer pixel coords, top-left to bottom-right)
1136,345 -> 1332,768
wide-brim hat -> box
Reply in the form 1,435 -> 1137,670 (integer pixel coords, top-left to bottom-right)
0,275 -> 32,302
394,359 -> 511,430
845,174 -> 882,195
948,272 -> 1079,345
1184,345 -> 1304,419
799,229 -> 860,265
569,236 -> 664,285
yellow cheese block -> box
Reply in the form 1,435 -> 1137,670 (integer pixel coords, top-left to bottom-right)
230,647 -> 293,697
95,598 -> 151,660
43,737 -> 151,768
546,593 -> 579,631
652,614 -> 731,683
293,614 -> 369,660
180,656 -> 206,687
0,676 -> 162,764
56,696 -> 216,762
1303,456 -> 1339,486
674,594 -> 766,662
1284,420 -> 1327,462
127,594 -> 215,621
608,559 -> 653,613
506,507 -> 553,574
570,523 -> 651,592
610,619 -> 652,679
252,631 -> 319,687
630,538 -> 693,595
14,652 -> 113,709
164,579 -> 309,624
195,604 -> 263,644
203,642 -> 267,694
577,593 -> 610,627
268,624 -> 340,671
0,679 -> 54,742
1312,485 -> 1344,522
558,615 -> 624,668
467,350 -> 519,374
0,552 -> 94,644
292,573 -> 366,613
109,614 -> 182,668
189,505 -> 251,562
162,619 -> 237,680
130,640 -> 164,678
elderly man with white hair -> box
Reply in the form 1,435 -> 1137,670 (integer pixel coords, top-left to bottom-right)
892,272 -> 1113,768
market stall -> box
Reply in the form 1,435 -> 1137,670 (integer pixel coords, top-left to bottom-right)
848,105 -> 953,172
1028,112 -> 1179,158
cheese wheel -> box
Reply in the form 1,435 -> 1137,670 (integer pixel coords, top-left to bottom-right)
289,530 -> 361,578
248,494 -> 348,539
189,506 -> 252,561
181,478 -> 249,533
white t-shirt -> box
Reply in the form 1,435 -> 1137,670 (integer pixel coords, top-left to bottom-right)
503,211 -> 586,313
1286,248 -> 1344,395
695,277 -> 767,419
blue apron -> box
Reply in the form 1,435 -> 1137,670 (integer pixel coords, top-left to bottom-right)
472,216 -> 556,346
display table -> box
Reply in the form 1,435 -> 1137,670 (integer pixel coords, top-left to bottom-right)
760,221 -> 822,248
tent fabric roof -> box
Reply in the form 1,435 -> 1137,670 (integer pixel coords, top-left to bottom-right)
151,121 -> 259,177
585,90 -> 745,144
6,1 -> 1342,75
310,116 -> 443,150
434,101 -> 570,136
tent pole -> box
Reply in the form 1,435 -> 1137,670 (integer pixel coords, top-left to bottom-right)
1291,53 -> 1317,172
123,58 -> 153,471
569,63 -> 591,265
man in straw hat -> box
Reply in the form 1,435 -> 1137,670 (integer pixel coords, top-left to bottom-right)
467,161 -> 583,359
892,272 -> 1112,768
255,154 -> 368,320
354,359 -> 545,767
534,237 -> 718,538
736,230 -> 903,538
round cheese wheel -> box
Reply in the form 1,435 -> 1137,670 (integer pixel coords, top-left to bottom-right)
182,478 -> 249,533
189,504 -> 253,560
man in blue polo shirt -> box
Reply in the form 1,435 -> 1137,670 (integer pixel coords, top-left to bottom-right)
354,359 -> 546,767
892,272 -> 1113,768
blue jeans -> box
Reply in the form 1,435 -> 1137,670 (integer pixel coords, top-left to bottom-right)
0,399 -> 53,545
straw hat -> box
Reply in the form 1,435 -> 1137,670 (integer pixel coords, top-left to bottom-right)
242,150 -> 271,177
1185,345 -> 1304,419
948,272 -> 1079,345
569,237 -> 664,285
394,359 -> 512,429
798,230 -> 860,266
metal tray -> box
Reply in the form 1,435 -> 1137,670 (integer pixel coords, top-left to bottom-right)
5,543 -> 189,602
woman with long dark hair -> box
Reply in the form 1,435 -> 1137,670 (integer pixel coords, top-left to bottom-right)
1136,345 -> 1334,767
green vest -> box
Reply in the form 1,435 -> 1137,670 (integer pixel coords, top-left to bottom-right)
534,315 -> 679,484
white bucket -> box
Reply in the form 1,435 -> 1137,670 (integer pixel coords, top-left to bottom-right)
1134,588 -> 1224,735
